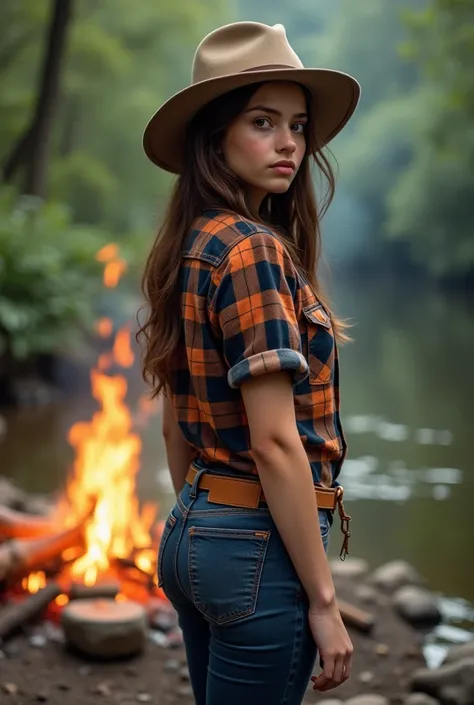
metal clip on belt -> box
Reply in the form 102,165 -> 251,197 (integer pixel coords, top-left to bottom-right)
185,467 -> 351,560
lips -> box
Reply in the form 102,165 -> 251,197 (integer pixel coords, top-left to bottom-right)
270,160 -> 296,171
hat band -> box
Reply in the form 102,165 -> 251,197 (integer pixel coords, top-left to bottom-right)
240,63 -> 297,73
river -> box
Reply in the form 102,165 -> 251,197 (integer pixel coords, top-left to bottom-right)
1,275 -> 473,664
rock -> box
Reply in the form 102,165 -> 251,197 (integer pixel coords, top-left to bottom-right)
94,682 -> 112,697
149,630 -> 170,647
374,643 -> 390,656
125,665 -> 138,677
2,683 -> 19,695
330,557 -> 369,579
345,696 -> 390,705
34,693 -> 49,702
166,628 -> 184,648
356,585 -> 379,603
78,665 -> 92,676
29,633 -> 47,648
443,641 -> 474,665
164,659 -> 181,672
404,695 -> 440,705
358,671 -> 375,684
136,694 -> 152,703
176,685 -> 193,697
151,611 -> 177,633
180,666 -> 190,681
371,561 -> 422,592
56,683 -> 71,692
393,586 -> 441,627
62,599 -> 147,659
410,657 -> 474,705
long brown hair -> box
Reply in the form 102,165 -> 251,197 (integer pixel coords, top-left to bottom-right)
137,81 -> 347,397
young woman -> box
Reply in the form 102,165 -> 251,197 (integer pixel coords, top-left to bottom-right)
138,21 -> 360,705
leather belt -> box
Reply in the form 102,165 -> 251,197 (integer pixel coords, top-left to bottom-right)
185,466 -> 352,559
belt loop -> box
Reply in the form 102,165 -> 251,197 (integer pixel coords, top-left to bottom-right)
189,467 -> 206,499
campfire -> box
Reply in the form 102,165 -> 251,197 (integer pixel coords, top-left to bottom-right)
0,243 -> 168,653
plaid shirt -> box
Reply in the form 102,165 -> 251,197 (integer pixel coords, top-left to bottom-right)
170,210 -> 347,488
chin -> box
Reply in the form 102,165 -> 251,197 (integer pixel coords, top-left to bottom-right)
267,180 -> 292,195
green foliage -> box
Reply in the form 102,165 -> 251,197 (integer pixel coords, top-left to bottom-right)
1,0 -> 228,231
386,0 -> 474,276
0,187 -> 109,360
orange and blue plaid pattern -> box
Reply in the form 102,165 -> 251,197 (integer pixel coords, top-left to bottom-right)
170,210 -> 347,488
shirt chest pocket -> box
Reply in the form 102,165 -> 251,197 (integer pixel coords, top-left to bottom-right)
301,303 -> 334,386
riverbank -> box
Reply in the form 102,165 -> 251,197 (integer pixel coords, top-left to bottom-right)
0,562 -> 426,705
1,479 -> 473,705
2,557 -> 473,705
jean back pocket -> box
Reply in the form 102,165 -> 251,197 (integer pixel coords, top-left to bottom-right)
188,526 -> 270,625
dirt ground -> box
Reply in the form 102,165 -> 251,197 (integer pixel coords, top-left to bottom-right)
0,576 -> 426,705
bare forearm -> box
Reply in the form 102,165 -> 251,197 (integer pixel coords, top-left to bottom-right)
253,441 -> 336,608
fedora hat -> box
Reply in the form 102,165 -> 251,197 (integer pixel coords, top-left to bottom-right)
143,21 -> 361,173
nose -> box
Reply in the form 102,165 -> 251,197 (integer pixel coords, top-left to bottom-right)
277,128 -> 297,155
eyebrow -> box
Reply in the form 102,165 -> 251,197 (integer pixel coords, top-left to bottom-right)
245,105 -> 308,119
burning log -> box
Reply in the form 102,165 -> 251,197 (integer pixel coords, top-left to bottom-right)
337,597 -> 375,633
0,506 -> 54,540
0,581 -> 62,639
0,523 -> 85,583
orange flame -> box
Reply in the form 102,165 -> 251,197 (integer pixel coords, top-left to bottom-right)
96,244 -> 119,262
54,242 -> 159,592
65,366 -> 155,586
95,317 -> 113,338
113,326 -> 134,368
103,259 -> 127,288
22,571 -> 46,593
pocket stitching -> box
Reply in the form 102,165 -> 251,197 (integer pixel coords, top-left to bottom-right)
188,528 -> 270,625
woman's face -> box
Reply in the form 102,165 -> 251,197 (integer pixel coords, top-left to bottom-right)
223,81 -> 308,210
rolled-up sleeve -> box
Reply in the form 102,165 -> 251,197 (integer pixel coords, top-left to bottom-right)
208,231 -> 308,389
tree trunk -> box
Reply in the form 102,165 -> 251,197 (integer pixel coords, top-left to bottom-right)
1,0 -> 73,196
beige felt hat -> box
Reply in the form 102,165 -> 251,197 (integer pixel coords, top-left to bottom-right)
143,21 -> 361,174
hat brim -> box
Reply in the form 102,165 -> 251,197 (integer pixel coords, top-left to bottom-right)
143,68 -> 361,174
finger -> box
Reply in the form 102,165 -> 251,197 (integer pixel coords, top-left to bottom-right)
343,652 -> 353,681
312,675 -> 335,691
332,655 -> 345,684
311,657 -> 335,692
323,655 -> 336,683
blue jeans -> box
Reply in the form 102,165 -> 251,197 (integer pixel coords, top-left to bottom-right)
158,469 -> 331,705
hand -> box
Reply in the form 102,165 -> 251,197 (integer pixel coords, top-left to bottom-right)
308,600 -> 353,691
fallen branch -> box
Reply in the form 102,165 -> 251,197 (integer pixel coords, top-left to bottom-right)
0,506 -> 54,540
337,598 -> 375,633
0,581 -> 62,639
0,523 -> 85,582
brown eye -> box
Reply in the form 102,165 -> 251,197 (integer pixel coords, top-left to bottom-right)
292,123 -> 306,134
